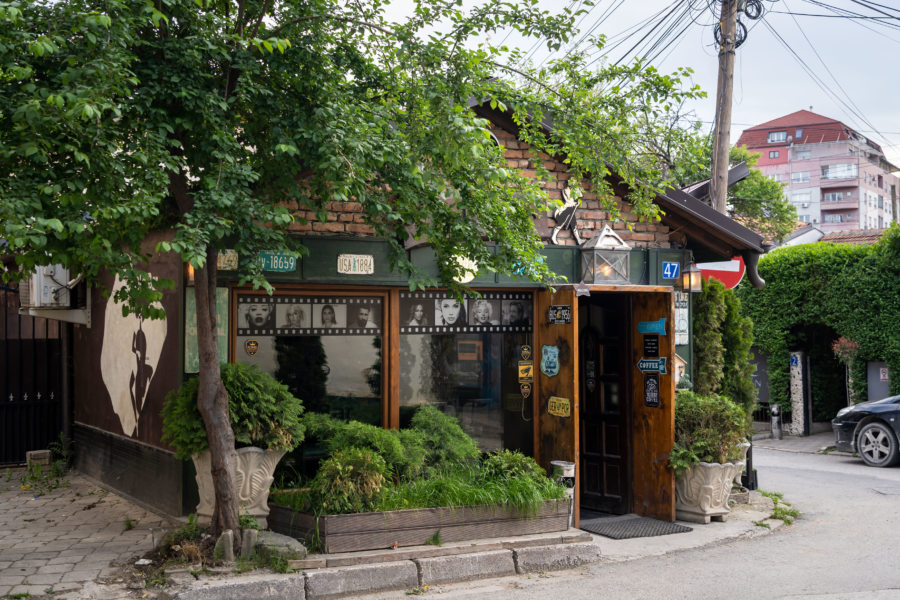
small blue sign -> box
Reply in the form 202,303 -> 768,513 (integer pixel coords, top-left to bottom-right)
637,318 -> 667,335
661,261 -> 680,280
541,345 -> 560,378
790,355 -> 799,367
637,357 -> 668,374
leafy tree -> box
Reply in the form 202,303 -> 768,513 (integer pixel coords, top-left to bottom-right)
728,146 -> 796,243
653,122 -> 796,241
1,0 -> 702,541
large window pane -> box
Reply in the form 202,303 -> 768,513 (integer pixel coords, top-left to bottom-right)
399,291 -> 533,454
235,294 -> 382,426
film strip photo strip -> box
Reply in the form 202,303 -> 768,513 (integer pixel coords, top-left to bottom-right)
399,291 -> 533,334
236,295 -> 382,336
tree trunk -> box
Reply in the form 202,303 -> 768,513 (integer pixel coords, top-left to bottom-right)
194,246 -> 241,548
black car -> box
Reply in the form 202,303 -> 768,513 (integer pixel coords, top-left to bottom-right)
833,394 -> 900,467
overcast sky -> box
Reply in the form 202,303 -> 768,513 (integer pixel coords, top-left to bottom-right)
388,0 -> 900,167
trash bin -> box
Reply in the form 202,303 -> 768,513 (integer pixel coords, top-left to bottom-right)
550,460 -> 576,527
770,404 -> 783,440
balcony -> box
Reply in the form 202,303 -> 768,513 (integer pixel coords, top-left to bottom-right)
820,199 -> 858,210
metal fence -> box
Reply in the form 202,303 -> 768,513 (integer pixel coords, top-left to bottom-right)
1,284 -> 63,465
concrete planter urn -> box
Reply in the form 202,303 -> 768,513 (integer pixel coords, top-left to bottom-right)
675,460 -> 745,524
192,447 -> 286,529
733,440 -> 751,486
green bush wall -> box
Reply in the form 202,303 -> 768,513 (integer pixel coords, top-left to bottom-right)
737,225 -> 900,411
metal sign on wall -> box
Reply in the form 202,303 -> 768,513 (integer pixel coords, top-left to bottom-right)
548,396 -> 571,418
547,305 -> 571,324
337,253 -> 375,275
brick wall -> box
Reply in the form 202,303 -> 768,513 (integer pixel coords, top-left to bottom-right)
492,127 -> 672,249
285,124 -> 672,250
287,200 -> 377,236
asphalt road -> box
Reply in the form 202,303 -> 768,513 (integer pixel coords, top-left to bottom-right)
381,448 -> 900,600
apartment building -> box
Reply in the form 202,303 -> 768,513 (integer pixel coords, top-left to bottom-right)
736,110 -> 899,231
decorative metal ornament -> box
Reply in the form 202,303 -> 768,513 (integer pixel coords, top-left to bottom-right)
244,339 -> 260,356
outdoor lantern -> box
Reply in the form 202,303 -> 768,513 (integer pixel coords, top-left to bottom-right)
681,263 -> 702,293
580,225 -> 631,284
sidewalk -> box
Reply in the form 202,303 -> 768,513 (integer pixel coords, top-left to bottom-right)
752,429 -> 843,454
0,471 -> 177,599
2,434 -> 836,600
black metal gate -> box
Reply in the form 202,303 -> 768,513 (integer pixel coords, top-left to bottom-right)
1,283 -> 64,465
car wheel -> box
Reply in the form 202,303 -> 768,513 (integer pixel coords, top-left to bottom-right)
857,422 -> 900,467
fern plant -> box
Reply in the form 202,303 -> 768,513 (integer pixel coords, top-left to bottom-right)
162,362 -> 305,458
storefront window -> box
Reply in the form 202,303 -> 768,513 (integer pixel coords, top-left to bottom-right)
399,291 -> 534,454
235,294 -> 383,426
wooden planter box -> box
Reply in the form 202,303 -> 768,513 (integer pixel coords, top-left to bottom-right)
268,499 -> 570,553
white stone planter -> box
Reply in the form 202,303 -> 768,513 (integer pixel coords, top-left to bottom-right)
675,460 -> 745,524
733,441 -> 751,486
192,447 -> 286,529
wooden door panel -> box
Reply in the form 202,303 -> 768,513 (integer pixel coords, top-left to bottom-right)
603,423 -> 622,458
603,463 -> 624,499
630,292 -> 675,521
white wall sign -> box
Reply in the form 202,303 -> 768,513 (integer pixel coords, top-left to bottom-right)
675,291 -> 689,346
337,254 -> 374,275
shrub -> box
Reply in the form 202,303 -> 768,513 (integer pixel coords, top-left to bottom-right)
308,448 -> 387,514
162,362 -> 305,458
325,421 -> 425,480
671,390 -> 748,476
479,450 -> 547,483
409,405 -> 480,467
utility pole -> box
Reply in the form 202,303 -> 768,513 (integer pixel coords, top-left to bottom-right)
710,0 -> 738,214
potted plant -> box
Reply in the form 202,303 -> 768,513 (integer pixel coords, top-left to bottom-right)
670,390 -> 748,524
162,362 -> 305,528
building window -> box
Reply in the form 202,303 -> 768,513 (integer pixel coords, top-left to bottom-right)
824,214 -> 844,223
792,191 -> 811,204
768,173 -> 781,182
821,164 -> 858,179
793,149 -> 811,160
799,215 -> 812,223
769,151 -> 780,159
795,129 -> 803,139
791,171 -> 810,184
878,196 -> 884,209
399,292 -> 534,453
823,192 -> 843,203
235,293 -> 385,426
768,131 -> 787,143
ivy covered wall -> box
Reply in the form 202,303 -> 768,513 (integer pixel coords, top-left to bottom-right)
737,225 -> 900,411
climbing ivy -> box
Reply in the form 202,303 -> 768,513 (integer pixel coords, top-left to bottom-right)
737,225 -> 900,410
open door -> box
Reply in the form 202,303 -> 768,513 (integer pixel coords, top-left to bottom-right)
579,293 -> 630,514
630,292 -> 676,521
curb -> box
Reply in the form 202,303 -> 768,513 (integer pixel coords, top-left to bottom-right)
169,541 -> 600,600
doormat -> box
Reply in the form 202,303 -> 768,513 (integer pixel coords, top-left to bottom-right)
580,516 -> 692,540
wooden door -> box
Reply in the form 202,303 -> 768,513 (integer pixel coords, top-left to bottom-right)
631,292 -> 675,521
579,294 -> 629,514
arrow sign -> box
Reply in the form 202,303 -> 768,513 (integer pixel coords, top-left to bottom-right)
637,357 -> 667,374
637,318 -> 666,336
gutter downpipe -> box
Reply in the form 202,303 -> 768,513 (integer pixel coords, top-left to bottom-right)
742,250 -> 766,289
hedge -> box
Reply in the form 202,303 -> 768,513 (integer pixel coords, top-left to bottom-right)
737,225 -> 900,409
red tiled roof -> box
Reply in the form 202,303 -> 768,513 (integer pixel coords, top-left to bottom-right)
734,109 -> 890,155
736,110 -> 852,150
751,110 -> 837,130
819,229 -> 886,245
